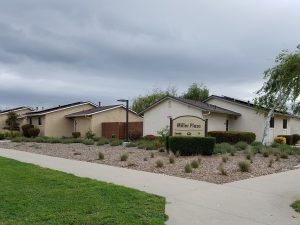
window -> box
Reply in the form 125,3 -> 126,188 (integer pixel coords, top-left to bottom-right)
226,120 -> 229,131
270,117 -> 274,128
38,117 -> 42,125
283,119 -> 287,129
29,117 -> 32,125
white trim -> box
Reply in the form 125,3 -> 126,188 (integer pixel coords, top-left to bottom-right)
0,107 -> 32,116
26,102 -> 97,117
66,105 -> 142,118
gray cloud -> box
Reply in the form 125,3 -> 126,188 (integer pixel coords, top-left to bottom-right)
0,0 -> 299,109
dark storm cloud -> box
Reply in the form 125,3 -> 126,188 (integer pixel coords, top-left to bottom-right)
0,0 -> 299,108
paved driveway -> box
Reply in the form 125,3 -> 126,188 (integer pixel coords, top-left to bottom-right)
0,148 -> 299,225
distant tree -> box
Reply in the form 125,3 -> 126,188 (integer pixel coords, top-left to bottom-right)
5,111 -> 20,131
254,45 -> 300,143
182,83 -> 209,101
132,86 -> 177,113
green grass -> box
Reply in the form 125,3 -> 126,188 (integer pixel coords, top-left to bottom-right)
0,157 -> 167,225
291,200 -> 300,213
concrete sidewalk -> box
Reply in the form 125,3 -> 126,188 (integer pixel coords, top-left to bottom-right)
0,148 -> 299,225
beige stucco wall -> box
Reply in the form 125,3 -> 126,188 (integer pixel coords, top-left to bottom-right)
26,104 -> 95,137
143,99 -> 204,136
73,117 -> 92,138
90,107 -> 143,137
203,112 -> 231,132
0,108 -> 32,132
290,117 -> 300,135
206,98 -> 292,142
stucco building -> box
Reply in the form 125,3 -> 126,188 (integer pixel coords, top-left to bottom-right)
141,95 -> 300,143
0,107 -> 33,132
65,105 -> 143,137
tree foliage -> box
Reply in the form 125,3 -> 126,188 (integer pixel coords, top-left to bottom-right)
5,111 -> 20,131
254,45 -> 300,142
132,86 -> 177,113
182,83 -> 209,101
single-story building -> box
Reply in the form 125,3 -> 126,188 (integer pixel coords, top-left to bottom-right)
205,95 -> 300,143
0,107 -> 33,132
141,95 -> 300,144
65,104 -> 143,138
25,101 -> 97,137
141,96 -> 241,136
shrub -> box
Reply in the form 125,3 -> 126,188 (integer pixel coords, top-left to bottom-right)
0,133 -> 5,140
144,135 -> 156,141
208,131 -> 256,144
184,164 -> 192,173
22,124 -> 34,138
222,155 -> 228,163
169,136 -> 216,156
110,139 -> 123,146
251,141 -> 263,146
292,134 -> 300,145
238,161 -> 251,172
111,134 -> 116,139
214,143 -> 233,154
85,130 -> 95,139
97,138 -> 109,146
280,152 -> 288,159
268,158 -> 274,168
252,144 -> 264,154
277,135 -> 293,145
261,148 -> 273,157
230,148 -> 236,156
72,132 -> 81,139
175,151 -> 180,157
274,136 -> 286,145
191,160 -> 199,168
126,142 -> 137,147
120,152 -> 128,161
218,163 -> 227,176
271,142 -> 280,148
98,152 -> 104,160
28,127 -> 40,138
82,139 -> 94,145
235,141 -> 248,151
129,131 -> 142,141
150,152 -> 154,158
155,159 -> 164,168
169,155 -> 175,164
154,140 -> 161,149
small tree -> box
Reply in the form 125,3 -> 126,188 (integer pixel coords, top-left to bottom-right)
132,86 -> 177,113
254,45 -> 300,143
182,83 -> 209,101
5,111 -> 20,131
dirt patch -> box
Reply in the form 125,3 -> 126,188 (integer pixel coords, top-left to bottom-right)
0,142 -> 299,184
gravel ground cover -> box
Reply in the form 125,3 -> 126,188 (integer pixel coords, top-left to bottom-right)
0,142 -> 299,184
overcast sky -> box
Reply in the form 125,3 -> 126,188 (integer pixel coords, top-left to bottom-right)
0,0 -> 299,109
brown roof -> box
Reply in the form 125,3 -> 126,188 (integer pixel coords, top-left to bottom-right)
139,96 -> 241,116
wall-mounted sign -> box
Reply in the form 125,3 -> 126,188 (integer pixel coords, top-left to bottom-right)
170,116 -> 207,137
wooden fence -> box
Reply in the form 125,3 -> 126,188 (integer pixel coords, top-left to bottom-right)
102,122 -> 143,139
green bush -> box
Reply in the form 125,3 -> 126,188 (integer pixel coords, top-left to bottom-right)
82,139 -> 95,145
218,163 -> 227,176
85,130 -> 95,139
0,133 -> 5,140
98,152 -> 104,160
169,154 -> 175,164
126,142 -> 137,147
136,140 -> 157,150
72,132 -> 81,139
155,160 -> 164,168
28,127 -> 40,138
235,141 -> 248,151
110,139 -> 123,146
238,161 -> 251,172
252,144 -> 264,154
251,141 -> 263,146
208,131 -> 256,144
120,152 -> 128,161
21,124 -> 34,138
128,131 -> 142,141
214,143 -> 233,154
191,160 -> 199,168
222,155 -> 229,163
184,163 -> 192,173
169,136 -> 216,156
97,138 -> 109,146
292,134 -> 300,145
